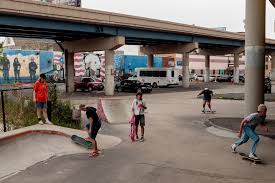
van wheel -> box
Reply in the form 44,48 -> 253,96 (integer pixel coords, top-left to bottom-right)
152,82 -> 158,88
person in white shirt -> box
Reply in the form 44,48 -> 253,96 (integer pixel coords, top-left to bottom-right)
131,92 -> 147,141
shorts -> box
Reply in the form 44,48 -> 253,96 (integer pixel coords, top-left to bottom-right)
36,102 -> 47,109
203,98 -> 211,102
86,123 -> 101,140
135,115 -> 145,127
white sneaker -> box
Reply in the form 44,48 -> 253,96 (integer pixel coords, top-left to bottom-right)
231,144 -> 237,152
38,120 -> 44,125
249,153 -> 259,160
45,120 -> 53,125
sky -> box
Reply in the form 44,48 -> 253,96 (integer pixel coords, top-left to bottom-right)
1,0 -> 275,46
82,0 -> 275,39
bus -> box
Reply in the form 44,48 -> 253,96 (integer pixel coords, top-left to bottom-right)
128,68 -> 180,88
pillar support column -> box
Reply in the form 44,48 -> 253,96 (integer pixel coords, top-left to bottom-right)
65,50 -> 75,93
105,50 -> 115,96
204,55 -> 210,82
147,54 -> 154,67
271,54 -> 275,93
182,53 -> 190,88
245,0 -> 266,114
234,54 -> 240,84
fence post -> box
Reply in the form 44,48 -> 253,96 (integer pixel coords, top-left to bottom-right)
1,91 -> 6,132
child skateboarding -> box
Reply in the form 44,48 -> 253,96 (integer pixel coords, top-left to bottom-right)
197,88 -> 214,113
231,104 -> 268,160
79,105 -> 102,157
131,92 -> 147,142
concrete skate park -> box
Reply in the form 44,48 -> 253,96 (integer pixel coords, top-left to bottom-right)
1,0 -> 275,183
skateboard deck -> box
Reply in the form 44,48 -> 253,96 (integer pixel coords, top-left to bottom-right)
71,135 -> 93,149
202,110 -> 216,114
238,152 -> 262,164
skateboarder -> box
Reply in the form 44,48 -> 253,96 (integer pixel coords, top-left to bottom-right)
197,88 -> 213,112
131,92 -> 147,141
33,73 -> 52,125
231,104 -> 268,160
79,105 -> 101,157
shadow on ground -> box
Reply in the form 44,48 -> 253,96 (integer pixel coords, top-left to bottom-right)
209,118 -> 275,139
213,93 -> 275,101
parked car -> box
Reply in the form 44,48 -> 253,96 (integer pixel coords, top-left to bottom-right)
74,77 -> 104,92
209,75 -> 216,82
239,75 -> 245,83
216,75 -> 233,82
194,74 -> 204,81
115,79 -> 152,93
265,77 -> 271,93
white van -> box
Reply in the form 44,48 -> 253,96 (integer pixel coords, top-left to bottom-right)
128,68 -> 179,88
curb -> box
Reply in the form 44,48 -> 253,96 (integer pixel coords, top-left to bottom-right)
204,120 -> 236,133
0,130 -> 70,142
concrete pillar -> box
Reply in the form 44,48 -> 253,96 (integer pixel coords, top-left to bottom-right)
105,50 -> 115,96
234,54 -> 240,84
147,54 -> 154,67
245,0 -> 266,115
182,53 -> 190,88
271,54 -> 275,93
204,55 -> 210,82
65,50 -> 75,93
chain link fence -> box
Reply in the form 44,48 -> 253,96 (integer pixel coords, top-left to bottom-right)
0,86 -> 35,132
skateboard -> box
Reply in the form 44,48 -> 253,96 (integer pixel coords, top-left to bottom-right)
129,115 -> 136,142
71,135 -> 93,149
234,152 -> 262,164
202,110 -> 216,114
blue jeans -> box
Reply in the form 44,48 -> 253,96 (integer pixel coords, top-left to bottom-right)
234,125 -> 260,154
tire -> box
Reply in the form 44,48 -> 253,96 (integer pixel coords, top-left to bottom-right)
152,82 -> 158,88
88,87 -> 93,92
118,87 -> 123,92
137,88 -> 142,93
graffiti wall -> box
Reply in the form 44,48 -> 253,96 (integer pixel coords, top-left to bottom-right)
0,49 -> 64,84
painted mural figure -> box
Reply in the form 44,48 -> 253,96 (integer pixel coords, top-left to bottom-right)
13,57 -> 21,82
2,53 -> 10,83
29,57 -> 38,82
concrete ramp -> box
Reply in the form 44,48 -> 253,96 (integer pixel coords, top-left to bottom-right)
99,99 -> 132,124
0,125 -> 121,181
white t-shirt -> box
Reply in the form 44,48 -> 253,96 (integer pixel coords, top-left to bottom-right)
131,99 -> 146,115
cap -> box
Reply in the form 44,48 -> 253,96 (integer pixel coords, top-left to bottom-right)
204,88 -> 209,90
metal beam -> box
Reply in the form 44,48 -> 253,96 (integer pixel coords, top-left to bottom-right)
140,43 -> 199,54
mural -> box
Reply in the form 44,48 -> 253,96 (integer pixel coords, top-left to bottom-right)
0,49 -> 64,84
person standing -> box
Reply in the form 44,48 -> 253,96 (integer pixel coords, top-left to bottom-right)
13,57 -> 21,82
2,53 -> 10,83
33,73 -> 52,125
131,92 -> 147,141
29,57 -> 38,82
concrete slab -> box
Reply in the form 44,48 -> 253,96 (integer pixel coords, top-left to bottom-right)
0,125 -> 121,180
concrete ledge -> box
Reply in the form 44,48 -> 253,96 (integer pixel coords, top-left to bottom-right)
0,124 -> 122,149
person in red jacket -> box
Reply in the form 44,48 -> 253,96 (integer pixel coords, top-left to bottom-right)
33,73 -> 52,125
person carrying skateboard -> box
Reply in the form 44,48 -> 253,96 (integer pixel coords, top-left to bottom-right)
131,92 -> 147,141
231,104 -> 268,160
197,88 -> 213,113
79,105 -> 101,157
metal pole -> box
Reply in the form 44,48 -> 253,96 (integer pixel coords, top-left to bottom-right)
1,91 -> 6,132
